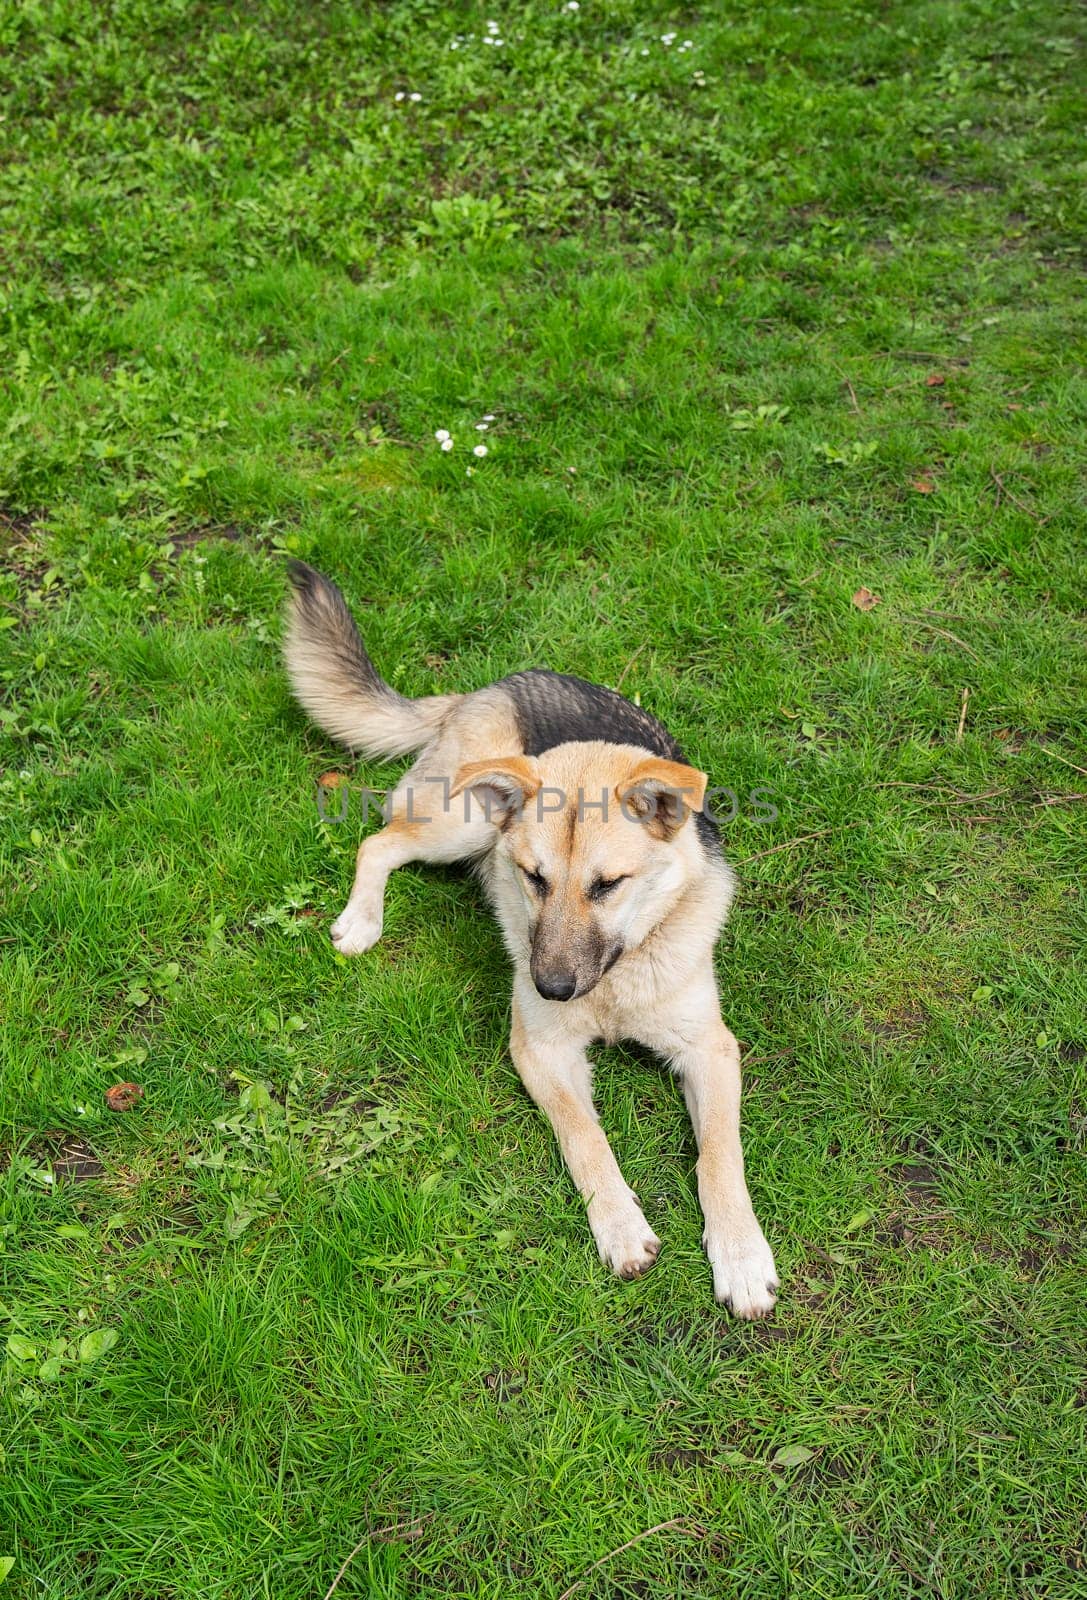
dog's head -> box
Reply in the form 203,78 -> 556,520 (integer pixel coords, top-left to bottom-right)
451,742 -> 708,1001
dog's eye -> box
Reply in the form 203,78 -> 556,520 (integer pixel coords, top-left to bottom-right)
588,875 -> 627,901
522,866 -> 548,895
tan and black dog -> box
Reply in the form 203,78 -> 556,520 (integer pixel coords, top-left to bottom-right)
284,562 -> 778,1317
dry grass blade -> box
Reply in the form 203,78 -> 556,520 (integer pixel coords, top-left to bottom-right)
614,642 -> 647,692
323,1516 -> 432,1599
557,1518 -> 707,1600
901,617 -> 982,662
990,469 -> 1048,523
1038,746 -> 1087,780
956,686 -> 970,744
735,828 -> 833,865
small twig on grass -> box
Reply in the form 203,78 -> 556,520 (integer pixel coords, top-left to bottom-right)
874,781 -> 1005,803
615,642 -> 647,693
741,1049 -> 796,1069
990,470 -> 1047,524
955,686 -> 970,744
901,617 -> 982,663
557,1518 -> 706,1600
735,828 -> 833,865
1033,792 -> 1087,808
832,362 -> 860,412
1038,746 -> 1087,780
323,1516 -> 432,1600
919,609 -> 1005,627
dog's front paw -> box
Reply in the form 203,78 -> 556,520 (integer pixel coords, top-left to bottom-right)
706,1225 -> 778,1319
330,901 -> 383,955
591,1202 -> 662,1281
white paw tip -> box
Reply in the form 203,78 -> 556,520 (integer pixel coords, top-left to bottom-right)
329,908 -> 382,955
616,1235 -> 662,1280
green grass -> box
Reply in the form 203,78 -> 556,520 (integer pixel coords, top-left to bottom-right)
1,1 -> 1086,1595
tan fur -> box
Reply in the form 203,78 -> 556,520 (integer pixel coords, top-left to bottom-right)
284,583 -> 461,757
288,606 -> 777,1316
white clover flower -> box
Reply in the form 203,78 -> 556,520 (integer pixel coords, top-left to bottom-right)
473,444 -> 488,457
465,467 -> 474,476
435,428 -> 450,441
409,92 -> 422,101
482,413 -> 496,420
487,18 -> 499,30
640,48 -> 649,56
394,91 -> 405,101
566,1 -> 580,10
475,422 -> 489,431
441,438 -> 454,452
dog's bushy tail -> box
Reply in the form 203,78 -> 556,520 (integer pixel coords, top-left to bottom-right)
283,562 -> 459,757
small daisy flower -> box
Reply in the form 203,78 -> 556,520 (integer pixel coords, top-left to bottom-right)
566,1 -> 579,10
409,92 -> 422,102
475,422 -> 489,431
394,91 -> 405,101
441,438 -> 454,452
482,413 -> 496,420
473,444 -> 488,457
435,428 -> 450,441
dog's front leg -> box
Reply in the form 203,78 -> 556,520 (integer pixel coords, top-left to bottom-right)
510,992 -> 660,1281
668,1015 -> 778,1319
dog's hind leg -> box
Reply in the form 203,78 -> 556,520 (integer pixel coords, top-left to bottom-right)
330,818 -> 421,954
330,769 -> 495,955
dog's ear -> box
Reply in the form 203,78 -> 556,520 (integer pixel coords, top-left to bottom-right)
450,755 -> 542,828
616,757 -> 707,841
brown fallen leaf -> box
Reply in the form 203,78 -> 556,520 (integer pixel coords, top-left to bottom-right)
911,477 -> 935,494
105,1082 -> 144,1112
318,771 -> 347,789
851,587 -> 882,612
925,374 -> 946,387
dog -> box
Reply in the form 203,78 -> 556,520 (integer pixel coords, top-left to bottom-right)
284,562 -> 778,1317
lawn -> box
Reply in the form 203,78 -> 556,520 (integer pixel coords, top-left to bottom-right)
1,0 -> 1085,1595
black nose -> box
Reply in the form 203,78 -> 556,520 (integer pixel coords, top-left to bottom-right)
534,972 -> 578,1002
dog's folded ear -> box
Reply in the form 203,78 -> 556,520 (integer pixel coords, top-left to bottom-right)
616,757 -> 708,840
450,755 -> 542,828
